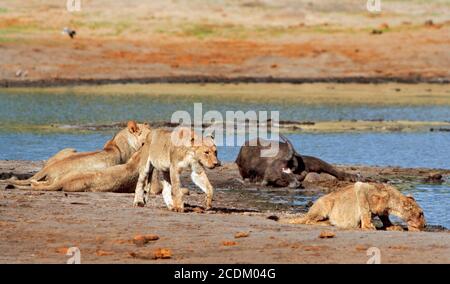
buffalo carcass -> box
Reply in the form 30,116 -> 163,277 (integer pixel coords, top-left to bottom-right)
235,135 -> 357,188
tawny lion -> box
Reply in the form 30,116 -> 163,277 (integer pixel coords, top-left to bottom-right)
283,182 -> 425,231
133,127 -> 220,212
6,121 -> 151,187
18,147 -> 145,192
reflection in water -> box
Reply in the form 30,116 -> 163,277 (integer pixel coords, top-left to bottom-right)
1,92 -> 450,126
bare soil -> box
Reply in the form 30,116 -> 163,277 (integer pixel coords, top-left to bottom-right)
1,1 -> 449,86
1,160 -> 449,264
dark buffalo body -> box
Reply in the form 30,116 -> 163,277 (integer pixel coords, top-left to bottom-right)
235,137 -> 357,188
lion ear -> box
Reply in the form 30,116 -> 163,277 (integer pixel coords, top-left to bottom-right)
206,132 -> 215,140
406,194 -> 415,201
127,120 -> 139,134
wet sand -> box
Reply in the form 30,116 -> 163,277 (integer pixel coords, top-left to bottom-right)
1,160 -> 449,264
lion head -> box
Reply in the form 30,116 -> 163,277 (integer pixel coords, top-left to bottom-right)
401,195 -> 426,232
127,121 -> 151,149
194,136 -> 220,169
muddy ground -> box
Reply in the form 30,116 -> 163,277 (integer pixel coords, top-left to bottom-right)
1,160 -> 449,264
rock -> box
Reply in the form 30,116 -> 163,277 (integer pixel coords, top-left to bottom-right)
222,240 -> 238,246
153,248 -> 172,259
267,215 -> 279,221
319,231 -> 335,239
424,20 -> 434,26
55,247 -> 68,254
304,172 -> 336,183
234,232 -> 250,238
129,248 -> 172,260
355,245 -> 369,251
143,234 -> 160,241
423,173 -> 443,183
371,29 -> 383,35
95,249 -> 114,256
133,234 -> 159,246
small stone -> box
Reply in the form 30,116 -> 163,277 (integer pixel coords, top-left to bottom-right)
143,234 -> 160,241
96,249 -> 114,256
234,232 -> 250,238
371,29 -> 383,35
129,248 -> 172,260
319,231 -> 335,239
153,248 -> 172,259
222,240 -> 238,246
355,245 -> 368,251
55,247 -> 68,254
133,234 -> 159,246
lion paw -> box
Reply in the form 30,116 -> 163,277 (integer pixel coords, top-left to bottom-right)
133,200 -> 146,207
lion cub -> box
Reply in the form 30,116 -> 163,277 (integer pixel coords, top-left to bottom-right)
133,127 -> 220,212
283,182 -> 425,231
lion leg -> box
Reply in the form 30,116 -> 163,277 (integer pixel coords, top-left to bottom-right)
133,155 -> 153,207
29,180 -> 62,191
282,213 -> 328,225
12,184 -> 33,190
6,178 -> 34,186
191,168 -> 214,210
149,170 -> 163,195
160,174 -> 174,210
356,188 -> 376,230
169,165 -> 184,212
4,149 -> 76,186
5,162 -> 53,186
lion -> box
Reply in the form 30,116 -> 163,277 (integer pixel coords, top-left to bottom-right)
282,182 -> 425,231
17,146 -> 145,193
6,121 -> 151,187
133,127 -> 220,212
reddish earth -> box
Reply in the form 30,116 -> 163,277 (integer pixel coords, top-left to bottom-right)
1,25 -> 449,85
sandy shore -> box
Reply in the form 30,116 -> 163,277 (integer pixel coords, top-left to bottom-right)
1,160 -> 449,264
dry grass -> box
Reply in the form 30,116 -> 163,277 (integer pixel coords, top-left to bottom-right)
1,0 -> 449,41
3,83 -> 450,106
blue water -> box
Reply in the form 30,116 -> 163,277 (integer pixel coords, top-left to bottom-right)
1,131 -> 449,169
1,92 -> 450,126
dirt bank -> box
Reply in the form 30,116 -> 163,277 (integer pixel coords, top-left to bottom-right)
1,1 -> 449,85
1,160 -> 449,263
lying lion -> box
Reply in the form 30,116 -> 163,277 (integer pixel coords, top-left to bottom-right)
133,127 -> 220,212
17,147 -> 145,192
282,182 -> 425,231
6,121 -> 150,187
